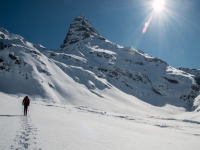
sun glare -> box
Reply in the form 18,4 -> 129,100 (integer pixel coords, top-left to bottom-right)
153,0 -> 164,12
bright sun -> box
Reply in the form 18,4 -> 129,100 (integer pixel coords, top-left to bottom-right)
153,0 -> 164,12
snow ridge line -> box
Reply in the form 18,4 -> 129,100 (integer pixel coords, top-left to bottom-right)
10,116 -> 41,150
42,104 -> 200,127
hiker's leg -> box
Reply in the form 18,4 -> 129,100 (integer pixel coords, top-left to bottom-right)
26,106 -> 28,116
24,105 -> 27,116
24,105 -> 26,116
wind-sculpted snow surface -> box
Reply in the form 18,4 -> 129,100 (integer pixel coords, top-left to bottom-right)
0,16 -> 200,112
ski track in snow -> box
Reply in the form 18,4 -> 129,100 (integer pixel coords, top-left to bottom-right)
42,103 -> 200,126
75,106 -> 200,136
10,116 -> 41,150
40,103 -> 200,137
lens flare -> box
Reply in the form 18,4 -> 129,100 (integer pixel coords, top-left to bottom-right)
142,15 -> 153,34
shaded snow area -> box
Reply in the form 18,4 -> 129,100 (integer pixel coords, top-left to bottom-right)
0,93 -> 200,150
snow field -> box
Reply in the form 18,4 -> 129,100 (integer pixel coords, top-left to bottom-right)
1,93 -> 200,150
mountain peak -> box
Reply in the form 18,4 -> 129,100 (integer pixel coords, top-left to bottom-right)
61,15 -> 99,48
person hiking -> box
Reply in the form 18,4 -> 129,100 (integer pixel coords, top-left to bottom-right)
22,96 -> 30,116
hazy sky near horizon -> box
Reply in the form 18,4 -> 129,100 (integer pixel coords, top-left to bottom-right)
0,0 -> 200,69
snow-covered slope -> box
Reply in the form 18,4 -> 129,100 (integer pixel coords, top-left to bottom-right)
49,15 -> 199,109
0,16 -> 200,113
1,15 -> 200,150
0,25 -> 164,116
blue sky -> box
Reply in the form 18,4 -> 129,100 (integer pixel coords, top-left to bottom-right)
0,0 -> 200,69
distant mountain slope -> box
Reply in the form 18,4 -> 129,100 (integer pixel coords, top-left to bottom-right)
0,16 -> 199,112
53,15 -> 199,109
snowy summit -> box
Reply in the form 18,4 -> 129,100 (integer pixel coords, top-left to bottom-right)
0,16 -> 200,150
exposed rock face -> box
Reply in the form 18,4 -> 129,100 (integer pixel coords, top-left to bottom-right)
61,15 -> 99,47
178,68 -> 200,103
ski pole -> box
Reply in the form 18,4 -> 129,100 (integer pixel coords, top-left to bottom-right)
22,104 -> 23,116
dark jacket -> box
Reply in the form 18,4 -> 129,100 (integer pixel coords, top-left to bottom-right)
22,96 -> 30,106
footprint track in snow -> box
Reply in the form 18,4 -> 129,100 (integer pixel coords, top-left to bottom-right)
10,116 -> 41,150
